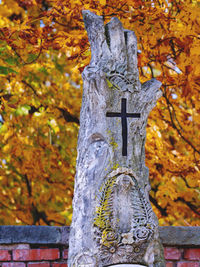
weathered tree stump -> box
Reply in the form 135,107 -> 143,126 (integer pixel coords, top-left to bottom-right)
68,10 -> 165,267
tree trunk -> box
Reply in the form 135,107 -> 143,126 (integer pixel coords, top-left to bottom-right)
68,10 -> 165,267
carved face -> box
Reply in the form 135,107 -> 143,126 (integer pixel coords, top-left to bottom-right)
94,168 -> 156,266
117,174 -> 134,191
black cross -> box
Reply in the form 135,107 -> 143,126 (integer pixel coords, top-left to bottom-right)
106,98 -> 140,156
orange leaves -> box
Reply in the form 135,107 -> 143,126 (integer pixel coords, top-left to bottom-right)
19,29 -> 39,45
0,0 -> 199,226
16,0 -> 37,9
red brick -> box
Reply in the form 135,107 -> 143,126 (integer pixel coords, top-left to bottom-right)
0,250 -> 11,261
164,247 -> 181,260
52,264 -> 68,267
27,263 -> 50,267
177,262 -> 199,267
166,262 -> 174,267
13,248 -> 60,261
2,263 -> 26,267
62,249 -> 68,259
184,248 -> 200,260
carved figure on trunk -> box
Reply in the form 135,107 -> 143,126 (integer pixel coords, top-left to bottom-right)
68,10 -> 165,267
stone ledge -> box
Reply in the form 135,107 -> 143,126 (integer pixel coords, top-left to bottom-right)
159,226 -> 200,246
0,226 -> 69,245
0,226 -> 199,246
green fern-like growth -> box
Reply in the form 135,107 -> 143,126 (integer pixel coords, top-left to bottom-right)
94,176 -> 117,230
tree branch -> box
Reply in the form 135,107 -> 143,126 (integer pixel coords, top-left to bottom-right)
149,194 -> 168,217
163,86 -> 200,155
175,197 -> 200,216
57,107 -> 79,124
22,80 -> 39,97
167,169 -> 199,189
24,39 -> 43,65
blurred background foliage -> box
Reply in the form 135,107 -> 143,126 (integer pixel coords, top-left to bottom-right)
0,0 -> 199,226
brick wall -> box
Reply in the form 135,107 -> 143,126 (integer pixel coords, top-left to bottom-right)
0,246 -> 200,266
165,247 -> 200,267
0,226 -> 200,267
0,245 -> 68,267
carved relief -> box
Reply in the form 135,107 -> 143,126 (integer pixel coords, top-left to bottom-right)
68,10 -> 165,267
73,251 -> 96,267
100,61 -> 139,93
104,64 -> 137,93
94,168 -> 156,266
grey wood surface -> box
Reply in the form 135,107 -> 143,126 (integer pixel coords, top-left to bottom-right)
68,10 -> 165,267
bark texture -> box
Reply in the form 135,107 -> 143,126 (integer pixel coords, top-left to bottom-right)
68,10 -> 165,267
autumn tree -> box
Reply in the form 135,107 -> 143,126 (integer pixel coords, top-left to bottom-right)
0,0 -> 199,226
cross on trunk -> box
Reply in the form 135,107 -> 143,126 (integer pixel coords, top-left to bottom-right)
106,98 -> 141,156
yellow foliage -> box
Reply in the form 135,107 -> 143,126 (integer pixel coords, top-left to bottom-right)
0,0 -> 199,226
99,0 -> 106,6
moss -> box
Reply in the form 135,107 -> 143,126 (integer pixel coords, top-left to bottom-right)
94,175 -> 117,247
106,130 -> 118,151
110,138 -> 118,149
112,163 -> 119,170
